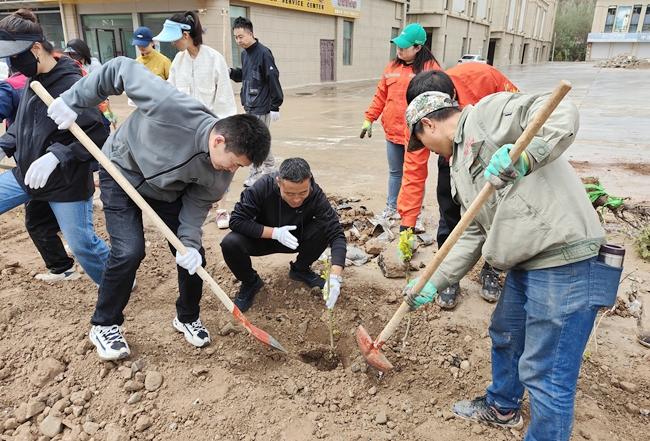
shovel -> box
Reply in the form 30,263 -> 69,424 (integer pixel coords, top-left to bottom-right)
30,81 -> 287,354
357,80 -> 573,372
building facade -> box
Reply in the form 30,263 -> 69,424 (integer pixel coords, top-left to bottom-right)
0,0 -> 556,87
406,0 -> 556,67
587,1 -> 650,60
1,0 -> 407,87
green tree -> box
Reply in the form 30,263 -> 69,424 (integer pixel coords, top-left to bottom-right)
553,0 -> 596,61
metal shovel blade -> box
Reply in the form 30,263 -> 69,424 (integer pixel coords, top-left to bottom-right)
232,306 -> 287,353
355,325 -> 393,372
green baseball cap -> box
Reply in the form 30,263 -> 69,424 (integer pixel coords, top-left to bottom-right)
405,91 -> 456,151
391,23 -> 427,49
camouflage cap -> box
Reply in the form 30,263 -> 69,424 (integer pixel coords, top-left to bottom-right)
405,91 -> 455,151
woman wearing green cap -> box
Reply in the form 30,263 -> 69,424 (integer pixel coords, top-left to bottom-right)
361,23 -> 440,220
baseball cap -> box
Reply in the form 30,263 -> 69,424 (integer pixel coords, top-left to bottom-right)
0,29 -> 42,58
153,19 -> 191,42
405,91 -> 456,151
132,26 -> 153,47
391,23 -> 426,49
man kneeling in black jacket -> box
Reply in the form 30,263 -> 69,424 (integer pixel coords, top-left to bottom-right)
221,158 -> 346,312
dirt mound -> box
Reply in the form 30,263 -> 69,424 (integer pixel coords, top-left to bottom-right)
1,201 -> 649,440
596,54 -> 650,69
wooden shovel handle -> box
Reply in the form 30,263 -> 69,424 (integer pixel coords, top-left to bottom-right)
30,81 -> 236,314
375,80 -> 573,347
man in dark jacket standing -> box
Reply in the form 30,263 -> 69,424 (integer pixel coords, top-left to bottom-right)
230,16 -> 283,187
221,158 -> 346,313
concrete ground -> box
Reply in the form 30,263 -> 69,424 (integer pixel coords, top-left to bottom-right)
132,61 -> 644,211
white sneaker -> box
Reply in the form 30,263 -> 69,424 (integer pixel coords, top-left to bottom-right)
35,268 -> 82,282
215,209 -> 230,229
89,325 -> 131,361
173,317 -> 211,348
379,207 -> 401,220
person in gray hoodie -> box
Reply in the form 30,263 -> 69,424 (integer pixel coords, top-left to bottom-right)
46,56 -> 271,361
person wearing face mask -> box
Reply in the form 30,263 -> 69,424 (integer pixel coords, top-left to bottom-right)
0,9 -> 110,286
155,11 -> 236,119
132,26 -> 171,80
360,23 -> 440,221
221,158 -> 347,313
44,55 -> 270,361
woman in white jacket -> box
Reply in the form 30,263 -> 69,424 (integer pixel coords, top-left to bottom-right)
155,11 -> 237,119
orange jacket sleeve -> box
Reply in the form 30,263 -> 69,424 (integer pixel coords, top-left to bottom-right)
364,67 -> 388,122
396,61 -> 441,227
397,147 -> 430,227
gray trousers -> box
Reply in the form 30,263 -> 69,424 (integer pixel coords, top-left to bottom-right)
246,113 -> 276,186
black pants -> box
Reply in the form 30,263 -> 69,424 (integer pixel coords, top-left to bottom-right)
25,200 -> 74,274
437,156 -> 495,275
220,221 -> 328,285
91,169 -> 206,326
436,156 -> 462,247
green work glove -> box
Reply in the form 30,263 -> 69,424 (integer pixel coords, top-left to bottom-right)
360,119 -> 373,139
403,278 -> 438,310
483,144 -> 530,189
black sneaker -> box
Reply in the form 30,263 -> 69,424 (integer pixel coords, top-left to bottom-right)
453,395 -> 523,429
234,275 -> 264,313
288,262 -> 325,289
480,265 -> 502,303
436,282 -> 460,309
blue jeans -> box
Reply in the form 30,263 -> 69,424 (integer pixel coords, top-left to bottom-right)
386,141 -> 404,210
486,257 -> 622,441
0,171 -> 109,283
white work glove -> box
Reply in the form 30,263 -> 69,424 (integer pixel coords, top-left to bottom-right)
324,275 -> 341,309
272,225 -> 298,250
270,111 -> 280,122
47,97 -> 78,130
24,152 -> 60,189
175,247 -> 202,275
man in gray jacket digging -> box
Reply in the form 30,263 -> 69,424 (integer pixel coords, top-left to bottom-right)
46,57 -> 270,361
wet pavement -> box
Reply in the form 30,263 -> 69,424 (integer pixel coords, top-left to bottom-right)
107,61 -> 650,208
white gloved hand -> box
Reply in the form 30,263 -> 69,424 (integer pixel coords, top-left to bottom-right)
325,275 -> 341,309
24,152 -> 60,189
175,247 -> 202,275
47,97 -> 78,130
272,225 -> 298,250
270,111 -> 280,122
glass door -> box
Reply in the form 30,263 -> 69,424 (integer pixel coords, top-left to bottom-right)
97,29 -> 116,63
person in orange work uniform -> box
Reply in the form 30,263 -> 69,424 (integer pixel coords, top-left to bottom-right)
398,63 -> 518,309
360,23 -> 440,220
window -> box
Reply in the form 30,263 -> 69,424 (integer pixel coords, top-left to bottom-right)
343,20 -> 353,65
477,0 -> 488,19
644,5 -> 650,31
604,6 -> 616,32
629,5 -> 643,32
230,6 -> 248,69
390,27 -> 399,60
614,6 -> 632,32
81,14 -> 133,63
518,0 -> 526,32
507,0 -> 517,30
453,0 -> 465,13
140,13 -> 181,61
